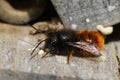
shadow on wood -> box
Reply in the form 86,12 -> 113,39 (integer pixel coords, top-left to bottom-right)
0,69 -> 82,80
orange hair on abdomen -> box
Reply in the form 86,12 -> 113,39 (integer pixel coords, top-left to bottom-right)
76,30 -> 104,51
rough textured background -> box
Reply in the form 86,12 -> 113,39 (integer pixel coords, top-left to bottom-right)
51,0 -> 120,30
0,22 -> 119,80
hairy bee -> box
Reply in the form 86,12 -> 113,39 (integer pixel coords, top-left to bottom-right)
30,26 -> 104,64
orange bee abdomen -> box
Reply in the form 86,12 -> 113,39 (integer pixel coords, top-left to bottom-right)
76,30 -> 104,51
93,32 -> 104,50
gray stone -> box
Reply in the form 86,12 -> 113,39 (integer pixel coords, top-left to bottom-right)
0,23 -> 119,80
51,0 -> 120,30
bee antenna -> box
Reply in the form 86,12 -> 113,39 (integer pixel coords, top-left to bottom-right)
24,23 -> 42,33
30,39 -> 47,55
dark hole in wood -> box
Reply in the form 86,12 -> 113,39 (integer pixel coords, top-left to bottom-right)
7,0 -> 35,9
29,0 -> 60,24
7,0 -> 60,25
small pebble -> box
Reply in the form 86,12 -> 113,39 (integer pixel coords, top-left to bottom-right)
86,18 -> 90,23
38,50 -> 44,55
96,25 -> 113,35
98,55 -> 106,62
28,48 -> 35,51
71,24 -> 77,30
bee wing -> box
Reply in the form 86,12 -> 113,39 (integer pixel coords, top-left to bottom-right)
68,42 -> 101,56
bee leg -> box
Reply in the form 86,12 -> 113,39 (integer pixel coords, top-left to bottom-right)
67,50 -> 74,64
41,52 -> 49,58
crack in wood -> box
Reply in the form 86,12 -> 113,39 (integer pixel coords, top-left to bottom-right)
114,44 -> 120,77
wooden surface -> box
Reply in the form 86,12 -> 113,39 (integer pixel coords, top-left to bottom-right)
0,22 -> 119,80
51,0 -> 120,30
0,0 -> 46,24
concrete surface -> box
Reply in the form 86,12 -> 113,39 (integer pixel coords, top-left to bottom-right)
0,22 -> 119,80
51,0 -> 120,30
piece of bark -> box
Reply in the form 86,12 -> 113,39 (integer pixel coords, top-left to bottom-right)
51,0 -> 120,30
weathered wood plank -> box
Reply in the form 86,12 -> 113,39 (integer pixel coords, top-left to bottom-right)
0,23 -> 119,80
51,0 -> 120,30
0,0 -> 46,24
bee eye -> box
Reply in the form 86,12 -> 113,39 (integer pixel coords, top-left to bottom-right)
51,37 -> 57,44
49,35 -> 58,45
47,32 -> 58,44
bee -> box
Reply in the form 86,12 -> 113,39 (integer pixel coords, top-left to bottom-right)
30,26 -> 104,64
